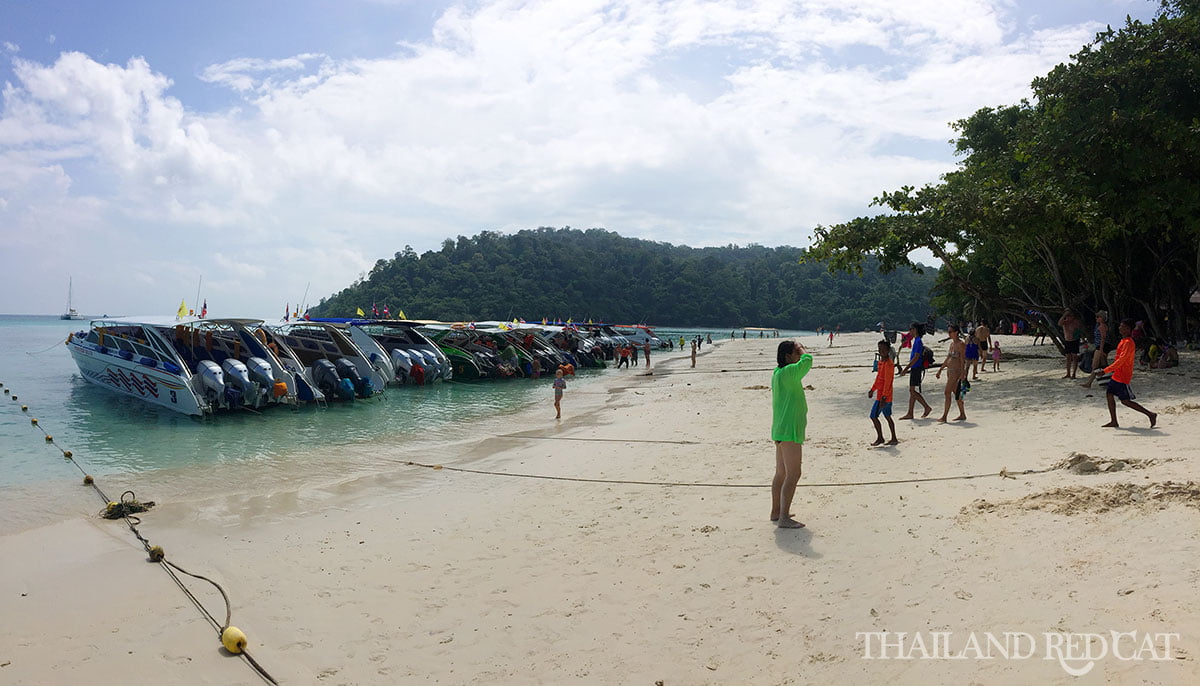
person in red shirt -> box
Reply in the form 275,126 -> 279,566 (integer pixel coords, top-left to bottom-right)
869,340 -> 898,445
1101,319 -> 1157,428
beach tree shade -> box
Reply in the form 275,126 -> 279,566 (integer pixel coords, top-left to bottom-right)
806,0 -> 1200,342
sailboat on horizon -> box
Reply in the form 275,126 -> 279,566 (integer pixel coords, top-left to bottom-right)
60,277 -> 82,320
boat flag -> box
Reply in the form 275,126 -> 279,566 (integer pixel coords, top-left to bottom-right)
177,299 -> 188,319
303,309 -> 311,321
372,302 -> 379,316
200,299 -> 207,318
356,307 -> 366,316
541,317 -> 547,325
383,305 -> 390,317
398,309 -> 407,320
284,303 -> 290,321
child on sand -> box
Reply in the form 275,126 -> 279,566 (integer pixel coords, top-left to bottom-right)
990,340 -> 1001,372
869,340 -> 898,445
1101,319 -> 1157,428
552,369 -> 566,419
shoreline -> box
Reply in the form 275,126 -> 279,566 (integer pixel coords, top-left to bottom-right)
2,333 -> 1197,684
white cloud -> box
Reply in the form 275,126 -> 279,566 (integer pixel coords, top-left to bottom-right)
0,0 -> 1141,315
3,41 -> 18,53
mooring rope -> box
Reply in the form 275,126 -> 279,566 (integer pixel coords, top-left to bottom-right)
401,458 -> 1050,488
5,386 -> 277,685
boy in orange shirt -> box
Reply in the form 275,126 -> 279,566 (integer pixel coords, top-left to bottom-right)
1101,319 -> 1158,428
869,340 -> 898,445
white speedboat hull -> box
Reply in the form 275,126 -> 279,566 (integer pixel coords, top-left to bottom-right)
68,339 -> 207,416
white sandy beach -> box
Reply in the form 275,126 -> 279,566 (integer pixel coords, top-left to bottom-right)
2,332 -> 1198,684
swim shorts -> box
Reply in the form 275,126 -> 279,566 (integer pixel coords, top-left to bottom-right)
1064,340 -> 1080,355
965,343 -> 979,360
909,368 -> 924,387
1106,380 -> 1133,401
870,400 -> 893,419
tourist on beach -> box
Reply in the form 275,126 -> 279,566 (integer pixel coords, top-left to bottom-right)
631,343 -> 639,365
690,340 -> 697,368
1101,319 -> 1157,428
974,322 -> 991,355
771,340 -> 812,529
989,340 -> 1001,372
935,324 -> 968,422
1058,309 -> 1084,379
869,340 -> 898,446
531,357 -> 542,379
1033,321 -> 1047,345
898,322 -> 932,420
552,369 -> 566,419
828,330 -> 834,347
643,341 -> 651,367
1080,310 -> 1113,389
964,332 -> 981,380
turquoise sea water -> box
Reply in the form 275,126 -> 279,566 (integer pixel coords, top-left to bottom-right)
0,316 -> 810,489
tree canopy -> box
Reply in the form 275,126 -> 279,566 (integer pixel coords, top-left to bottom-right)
312,227 -> 937,330
807,0 -> 1200,341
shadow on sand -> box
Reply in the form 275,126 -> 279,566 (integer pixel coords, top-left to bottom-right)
774,526 -> 821,558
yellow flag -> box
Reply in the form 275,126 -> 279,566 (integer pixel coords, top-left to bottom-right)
399,310 -> 407,319
177,299 -> 188,319
356,307 -> 365,316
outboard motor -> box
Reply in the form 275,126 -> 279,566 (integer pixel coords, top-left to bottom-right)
334,358 -> 373,398
420,352 -> 444,381
245,357 -> 275,387
390,349 -> 414,383
311,359 -> 344,399
196,360 -> 225,404
220,359 -> 256,407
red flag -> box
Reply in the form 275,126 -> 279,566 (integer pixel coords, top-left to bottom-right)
201,299 -> 207,318
383,305 -> 390,317
372,302 -> 379,316
284,303 -> 289,321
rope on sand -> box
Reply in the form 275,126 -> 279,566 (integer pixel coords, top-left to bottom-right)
401,460 -> 1051,488
7,392 -> 278,685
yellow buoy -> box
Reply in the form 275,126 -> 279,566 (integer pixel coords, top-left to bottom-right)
83,475 -> 94,485
63,450 -> 73,458
31,418 -> 38,425
148,545 -> 165,562
222,626 -> 248,654
45,435 -> 53,442
21,405 -> 28,411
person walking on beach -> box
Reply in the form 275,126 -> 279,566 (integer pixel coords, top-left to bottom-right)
690,340 -> 697,368
1101,319 -> 1157,428
897,323 -> 932,419
828,330 -> 834,347
1058,309 -> 1084,379
552,369 -> 566,419
989,340 -> 1001,372
771,340 -> 813,529
935,324 -> 967,422
643,340 -> 651,367
869,340 -> 898,445
964,331 -> 981,380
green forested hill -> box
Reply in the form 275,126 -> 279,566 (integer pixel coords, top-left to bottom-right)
312,228 -> 936,329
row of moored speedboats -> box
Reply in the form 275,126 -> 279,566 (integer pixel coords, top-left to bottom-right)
66,317 -> 664,416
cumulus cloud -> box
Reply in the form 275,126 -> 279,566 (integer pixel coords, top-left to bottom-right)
0,0 -> 1127,315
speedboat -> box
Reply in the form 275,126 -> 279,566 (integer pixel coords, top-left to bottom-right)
66,317 -> 297,415
268,322 -> 388,401
317,319 -> 452,385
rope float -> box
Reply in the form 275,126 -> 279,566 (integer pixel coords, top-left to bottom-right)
5,383 -> 277,685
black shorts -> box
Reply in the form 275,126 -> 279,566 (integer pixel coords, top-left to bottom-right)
1064,340 -> 1080,355
1107,380 -> 1133,401
909,367 -> 924,387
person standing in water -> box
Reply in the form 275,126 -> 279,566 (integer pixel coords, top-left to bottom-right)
552,369 -> 566,419
771,340 -> 813,529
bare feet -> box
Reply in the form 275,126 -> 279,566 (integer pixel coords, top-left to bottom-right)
886,438 -> 899,445
1062,374 -> 1072,379
937,417 -> 948,423
1149,412 -> 1157,428
1102,421 -> 1118,428
953,415 -> 966,421
1080,383 -> 1092,389
769,512 -> 795,522
921,407 -> 932,418
871,437 -> 884,446
897,414 -> 914,420
777,517 -> 805,529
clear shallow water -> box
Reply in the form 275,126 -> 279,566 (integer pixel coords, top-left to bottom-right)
0,316 -> 601,488
0,317 -> 813,489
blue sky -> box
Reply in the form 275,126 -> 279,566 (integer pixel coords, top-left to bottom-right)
0,0 -> 1158,317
